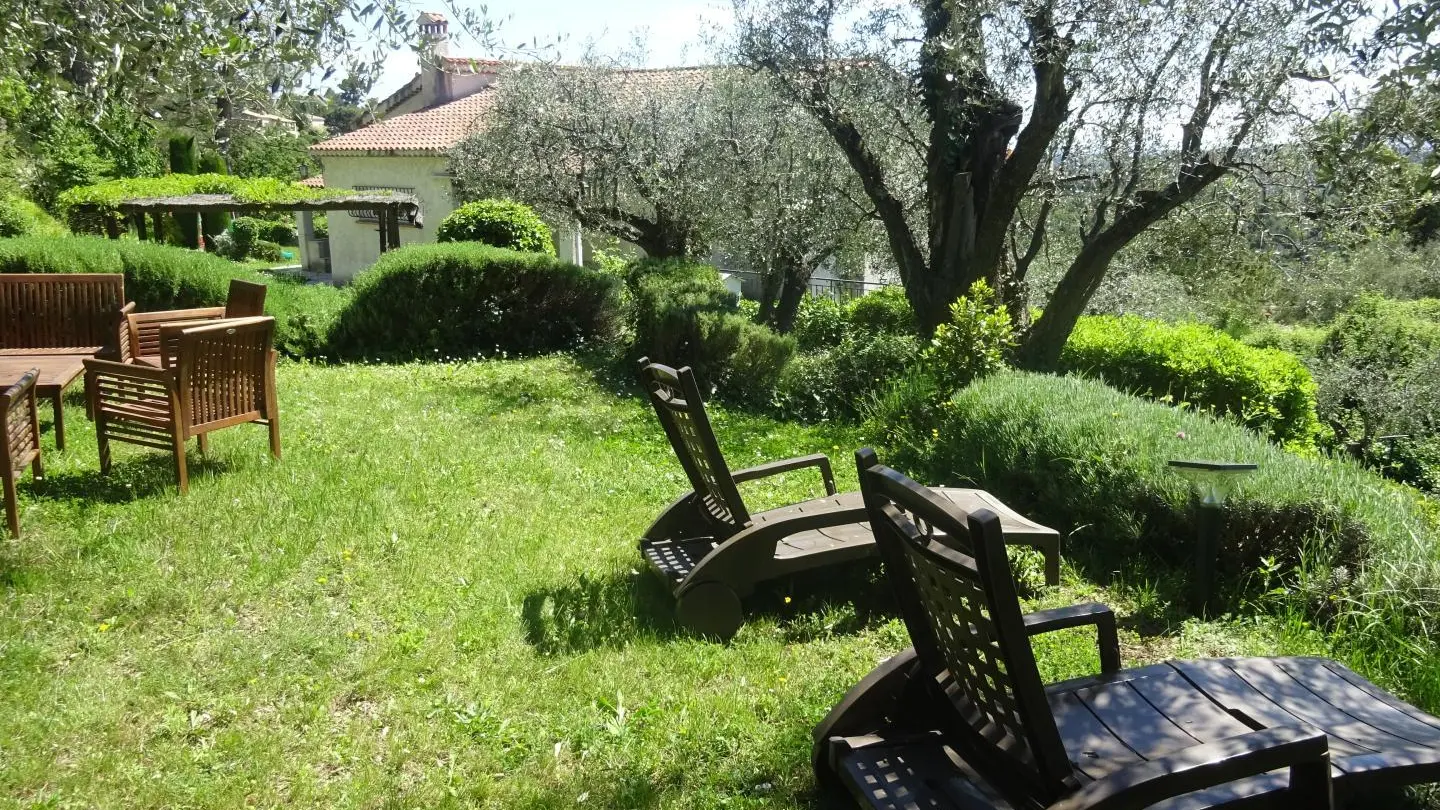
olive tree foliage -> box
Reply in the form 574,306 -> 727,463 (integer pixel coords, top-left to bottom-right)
0,0 -> 498,130
451,55 -> 717,259
709,72 -> 876,331
733,0 -> 1346,368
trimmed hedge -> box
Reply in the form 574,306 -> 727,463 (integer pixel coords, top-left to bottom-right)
870,370 -> 1439,610
436,199 -> 554,255
625,259 -> 794,400
1061,315 -> 1321,446
327,242 -> 619,361
0,195 -> 67,238
846,286 -> 916,336
0,236 -> 346,357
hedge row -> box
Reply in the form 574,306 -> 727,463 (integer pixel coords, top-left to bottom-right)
870,369 -> 1439,612
0,237 -> 620,360
1060,315 -> 1321,446
0,236 -> 345,357
328,242 -> 619,360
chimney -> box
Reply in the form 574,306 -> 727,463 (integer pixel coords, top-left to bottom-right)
418,12 -> 449,58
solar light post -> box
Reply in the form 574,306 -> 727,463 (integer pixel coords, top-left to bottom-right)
1168,460 -> 1258,616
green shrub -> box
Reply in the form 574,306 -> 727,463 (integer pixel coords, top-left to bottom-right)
327,242 -> 619,361
1237,322 -> 1328,359
775,333 -> 923,422
924,280 -> 1016,392
870,370 -> 1439,616
0,195 -> 66,238
701,313 -> 796,407
1315,296 -> 1440,493
251,240 -> 285,263
790,295 -> 846,351
1060,315 -> 1321,447
846,286 -> 916,336
436,199 -> 554,255
0,236 -> 346,357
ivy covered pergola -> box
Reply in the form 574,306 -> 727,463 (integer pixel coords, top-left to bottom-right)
59,175 -> 422,254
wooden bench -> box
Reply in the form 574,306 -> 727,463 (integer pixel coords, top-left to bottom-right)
0,274 -> 131,449
813,449 -> 1440,809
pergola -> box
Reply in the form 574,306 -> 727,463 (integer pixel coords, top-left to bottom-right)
80,192 -> 423,253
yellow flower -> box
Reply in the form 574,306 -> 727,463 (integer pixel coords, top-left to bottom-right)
315,575 -> 328,585
783,596 -> 792,604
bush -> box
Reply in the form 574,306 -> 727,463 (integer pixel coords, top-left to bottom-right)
251,240 -> 285,263
790,295 -> 846,351
702,313 -> 796,407
1237,322 -> 1328,359
925,280 -> 1016,392
0,195 -> 66,238
774,332 -> 923,422
869,370 -> 1439,616
0,236 -> 346,357
1315,295 -> 1440,493
846,286 -> 916,336
327,242 -> 619,361
1060,315 -> 1321,447
436,199 -> 555,255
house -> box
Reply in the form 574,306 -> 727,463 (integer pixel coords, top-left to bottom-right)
305,14 -> 584,282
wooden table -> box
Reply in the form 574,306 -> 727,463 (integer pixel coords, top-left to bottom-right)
0,350 -> 98,451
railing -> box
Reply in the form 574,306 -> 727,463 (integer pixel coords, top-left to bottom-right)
725,269 -> 896,304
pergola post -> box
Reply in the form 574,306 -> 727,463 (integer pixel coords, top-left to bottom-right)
103,214 -> 121,240
386,203 -> 402,251
133,212 -> 148,241
377,208 -> 390,253
150,212 -> 165,243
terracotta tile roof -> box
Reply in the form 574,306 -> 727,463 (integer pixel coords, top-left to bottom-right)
297,175 -> 324,188
310,88 -> 499,156
442,56 -> 507,75
312,65 -> 719,158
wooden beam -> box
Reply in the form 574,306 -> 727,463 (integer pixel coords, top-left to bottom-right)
378,209 -> 389,253
103,216 -> 121,240
134,213 -> 148,241
151,212 -> 165,243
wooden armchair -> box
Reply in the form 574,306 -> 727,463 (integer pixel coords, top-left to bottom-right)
2,370 -> 42,537
85,316 -> 280,494
814,449 -> 1440,809
124,279 -> 267,365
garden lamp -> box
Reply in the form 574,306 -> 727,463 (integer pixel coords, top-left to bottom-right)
1168,459 -> 1257,616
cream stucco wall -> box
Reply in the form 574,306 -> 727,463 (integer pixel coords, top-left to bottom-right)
317,153 -> 585,282
319,154 -> 456,283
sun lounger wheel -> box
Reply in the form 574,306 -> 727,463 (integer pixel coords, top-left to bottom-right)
675,581 -> 743,640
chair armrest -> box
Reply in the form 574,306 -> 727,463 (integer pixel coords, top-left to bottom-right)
731,453 -> 837,495
1047,726 -> 1333,810
83,357 -> 175,384
105,301 -> 138,362
1024,603 -> 1121,674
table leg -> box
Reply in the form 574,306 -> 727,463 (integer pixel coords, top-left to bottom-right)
51,393 -> 65,451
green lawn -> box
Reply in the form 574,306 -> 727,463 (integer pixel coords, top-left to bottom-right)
0,357 -> 1336,808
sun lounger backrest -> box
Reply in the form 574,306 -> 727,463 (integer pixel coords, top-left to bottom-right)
856,449 -> 1074,804
639,358 -> 750,529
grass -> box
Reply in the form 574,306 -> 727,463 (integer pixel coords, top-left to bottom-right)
0,356 -> 1393,809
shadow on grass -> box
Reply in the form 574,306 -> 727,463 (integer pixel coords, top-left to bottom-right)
26,455 -> 230,504
521,568 -> 680,655
748,558 -> 897,643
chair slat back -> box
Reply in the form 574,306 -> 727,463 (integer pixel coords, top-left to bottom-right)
2,369 -> 40,473
174,317 -> 275,429
639,359 -> 749,528
225,279 -> 267,317
129,308 -> 226,364
0,274 -> 125,350
856,450 -> 1074,804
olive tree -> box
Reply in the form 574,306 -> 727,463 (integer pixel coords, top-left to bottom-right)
734,0 -> 1347,368
450,54 -> 719,259
709,71 -> 876,331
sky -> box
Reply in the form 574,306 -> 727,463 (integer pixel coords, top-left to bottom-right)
371,0 -> 733,100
